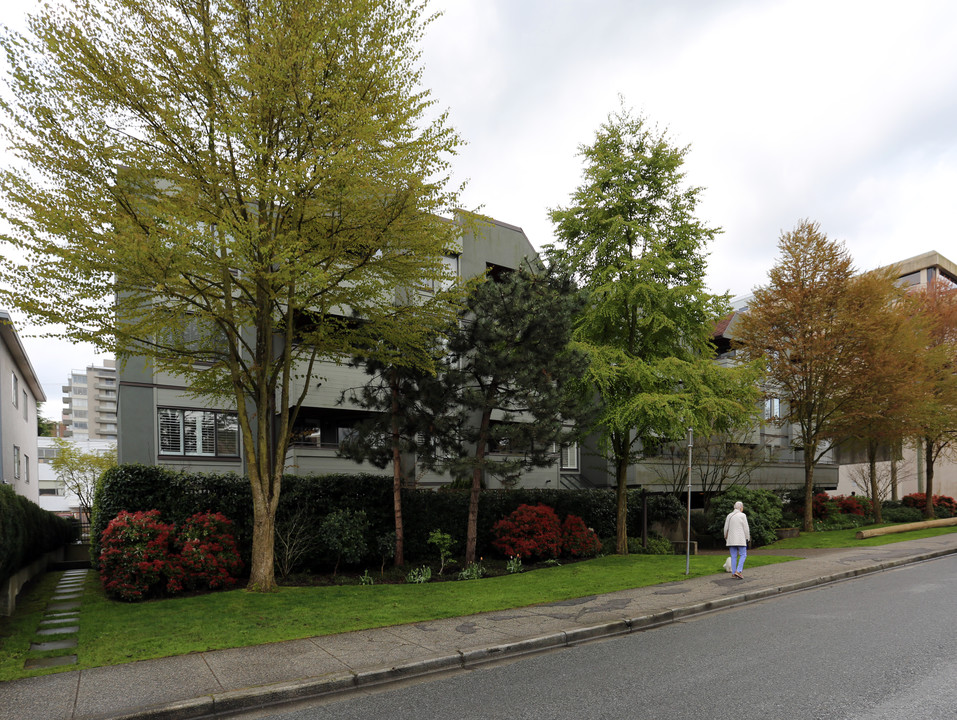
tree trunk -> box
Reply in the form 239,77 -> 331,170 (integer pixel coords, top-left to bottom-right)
247,470 -> 279,592
890,455 -> 899,501
466,407 -> 493,565
615,456 -> 629,555
803,450 -> 816,532
924,437 -> 936,519
614,432 -> 629,555
390,370 -> 405,567
867,440 -> 882,523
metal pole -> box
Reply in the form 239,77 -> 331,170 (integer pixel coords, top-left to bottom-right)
686,427 -> 693,575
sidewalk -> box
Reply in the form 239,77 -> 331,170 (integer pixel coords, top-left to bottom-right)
3,533 -> 957,720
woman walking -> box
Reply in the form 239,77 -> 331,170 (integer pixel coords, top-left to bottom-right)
724,501 -> 751,579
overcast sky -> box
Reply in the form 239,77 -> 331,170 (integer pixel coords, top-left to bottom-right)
3,0 -> 957,419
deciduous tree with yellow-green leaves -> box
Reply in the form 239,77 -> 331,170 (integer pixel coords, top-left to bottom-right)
0,0 -> 464,592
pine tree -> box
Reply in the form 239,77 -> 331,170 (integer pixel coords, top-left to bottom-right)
442,266 -> 593,564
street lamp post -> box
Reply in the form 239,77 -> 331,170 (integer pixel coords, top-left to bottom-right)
686,427 -> 693,575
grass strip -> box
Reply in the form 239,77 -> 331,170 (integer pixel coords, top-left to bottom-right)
766,523 -> 957,549
1,553 -> 791,682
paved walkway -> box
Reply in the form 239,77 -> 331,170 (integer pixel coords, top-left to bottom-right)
3,533 -> 957,720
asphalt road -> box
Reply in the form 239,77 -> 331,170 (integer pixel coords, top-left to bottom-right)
236,555 -> 957,720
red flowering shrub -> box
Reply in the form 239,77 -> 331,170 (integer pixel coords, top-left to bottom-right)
171,512 -> 243,592
833,494 -> 870,517
902,493 -> 957,515
99,509 -> 243,601
492,504 -> 562,560
561,514 -> 602,558
98,510 -> 176,601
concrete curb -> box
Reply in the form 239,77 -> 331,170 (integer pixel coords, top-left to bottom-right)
76,544 -> 957,720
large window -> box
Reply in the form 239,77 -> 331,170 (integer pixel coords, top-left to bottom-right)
158,408 -> 239,458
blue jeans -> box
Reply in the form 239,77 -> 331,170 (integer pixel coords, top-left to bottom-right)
729,546 -> 747,573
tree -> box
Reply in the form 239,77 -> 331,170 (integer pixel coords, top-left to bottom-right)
910,279 -> 957,519
828,274 -> 933,523
735,221 -> 907,530
0,0 -> 462,592
49,438 -> 118,518
654,433 -> 763,512
547,105 -> 761,554
442,266 -> 593,564
37,407 -> 57,438
338,341 -> 460,567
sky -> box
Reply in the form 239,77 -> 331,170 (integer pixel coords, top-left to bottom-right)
3,0 -> 957,419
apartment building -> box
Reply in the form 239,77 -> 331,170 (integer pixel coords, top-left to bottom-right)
61,360 -> 118,441
0,311 -> 45,503
116,215 -> 580,488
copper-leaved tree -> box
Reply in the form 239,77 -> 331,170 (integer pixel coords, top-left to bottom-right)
0,0 -> 463,591
736,220 -> 921,530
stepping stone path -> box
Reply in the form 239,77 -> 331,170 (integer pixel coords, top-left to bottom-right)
23,569 -> 88,670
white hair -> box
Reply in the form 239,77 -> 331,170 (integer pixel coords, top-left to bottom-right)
734,501 -> 744,511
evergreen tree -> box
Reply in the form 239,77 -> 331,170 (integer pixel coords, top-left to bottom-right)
443,266 -> 593,564
339,343 -> 463,567
548,104 -> 761,554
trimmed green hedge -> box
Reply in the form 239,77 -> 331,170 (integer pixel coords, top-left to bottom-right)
92,465 -> 685,572
0,484 -> 77,586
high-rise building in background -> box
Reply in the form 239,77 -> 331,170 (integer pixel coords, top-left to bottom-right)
62,359 -> 117,441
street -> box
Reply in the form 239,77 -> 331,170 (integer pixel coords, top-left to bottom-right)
237,555 -> 957,720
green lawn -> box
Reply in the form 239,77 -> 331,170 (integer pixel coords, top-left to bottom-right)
765,523 -> 957,549
1,552 -> 793,682
4,522 -> 954,684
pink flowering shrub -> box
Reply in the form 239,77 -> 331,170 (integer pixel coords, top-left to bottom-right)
561,514 -> 602,558
99,509 -> 243,601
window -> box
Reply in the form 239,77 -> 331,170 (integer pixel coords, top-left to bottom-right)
13,446 -> 20,479
560,443 -> 579,470
24,455 -> 29,484
764,397 -> 781,421
11,374 -> 18,407
158,408 -> 240,458
22,391 -> 27,421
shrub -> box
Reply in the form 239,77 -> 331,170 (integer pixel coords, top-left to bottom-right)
491,504 -> 562,560
172,512 -> 243,592
638,533 -> 675,555
902,493 -> 957,517
560,514 -> 602,558
99,510 -> 176,601
706,486 -> 784,548
99,509 -> 243,601
427,529 -> 456,574
602,533 -> 673,555
880,501 -> 922,523
318,509 -> 369,575
0,486 -> 76,586
833,494 -> 872,518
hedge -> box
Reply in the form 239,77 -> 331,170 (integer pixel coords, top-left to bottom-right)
0,484 -> 77,586
92,465 -> 688,573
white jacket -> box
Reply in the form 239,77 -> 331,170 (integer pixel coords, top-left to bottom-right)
724,510 -> 751,546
